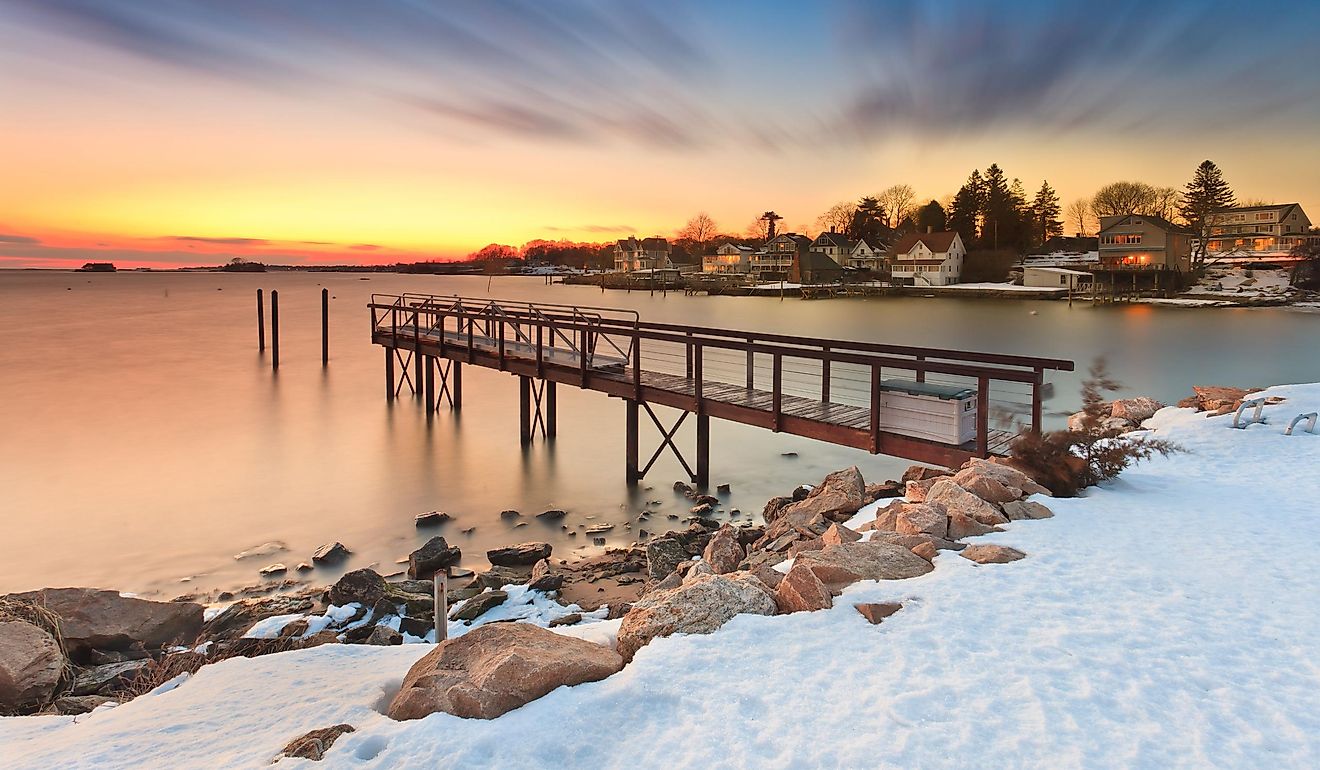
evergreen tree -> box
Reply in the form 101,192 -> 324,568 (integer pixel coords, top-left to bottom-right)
947,170 -> 985,246
1031,181 -> 1064,246
915,200 -> 947,232
1180,160 -> 1235,265
847,196 -> 889,244
981,164 -> 1017,250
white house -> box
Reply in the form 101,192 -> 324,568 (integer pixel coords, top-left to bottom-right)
809,231 -> 854,264
703,243 -> 756,274
888,231 -> 965,286
614,236 -> 672,272
847,238 -> 885,270
1023,266 -> 1092,291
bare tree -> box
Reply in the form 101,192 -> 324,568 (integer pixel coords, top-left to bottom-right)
1146,187 -> 1183,222
1066,198 -> 1094,236
1238,198 -> 1275,207
1091,181 -> 1156,217
676,212 -> 718,245
814,201 -> 856,234
877,184 -> 917,228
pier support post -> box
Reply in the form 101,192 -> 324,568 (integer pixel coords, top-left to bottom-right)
453,362 -> 463,410
270,290 -> 280,370
424,356 -> 435,414
625,399 -> 639,485
256,289 -> 265,352
519,376 -> 532,445
696,413 -> 709,487
385,347 -> 395,400
546,380 -> 557,438
321,288 -> 329,365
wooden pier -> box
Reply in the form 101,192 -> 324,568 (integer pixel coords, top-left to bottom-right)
368,294 -> 1073,486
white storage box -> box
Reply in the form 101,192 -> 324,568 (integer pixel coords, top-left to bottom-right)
877,379 -> 978,445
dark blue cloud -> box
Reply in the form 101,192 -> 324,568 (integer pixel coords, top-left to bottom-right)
0,233 -> 41,245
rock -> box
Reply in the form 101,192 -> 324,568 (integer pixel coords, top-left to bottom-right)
258,563 -> 287,576
902,465 -> 951,483
1103,416 -> 1136,432
689,503 -> 714,516
279,724 -> 356,762
776,467 -> 866,523
716,483 -> 731,494
365,625 -> 403,646
1111,397 -> 1164,423
701,525 -> 745,574
500,510 -> 522,519
950,467 -> 1021,504
673,481 -> 695,496
774,563 -> 832,614
854,602 -> 903,625
821,523 -> 862,545
9,588 -> 203,657
925,479 -> 1008,526
911,542 -> 938,562
894,502 -> 949,539
786,538 -> 825,557
863,481 -> 904,503
549,613 -> 582,628
0,619 -> 64,712
536,509 -> 567,520
904,477 -> 940,503
70,660 -> 149,696
408,537 -> 462,579
89,648 -> 148,665
793,541 -> 933,591
528,559 -> 563,591
487,542 -> 552,567
964,458 -> 1053,497
691,495 -> 720,506
328,569 -> 389,609
54,694 -> 117,715
750,564 -> 785,590
645,537 -> 688,580
397,616 -> 432,639
311,542 -> 351,564
946,512 -> 1000,540
415,511 -> 451,527
1192,386 -> 1251,412
232,541 -> 288,561
869,531 -> 963,553
450,590 -> 508,622
761,495 -> 796,524
1002,500 -> 1054,521
389,623 -> 622,720
296,563 -> 314,573
1067,410 -> 1090,432
279,619 -> 311,638
961,544 -> 1027,564
616,572 -> 776,662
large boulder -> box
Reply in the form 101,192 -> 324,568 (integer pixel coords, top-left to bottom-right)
893,502 -> 949,539
486,542 -> 551,567
1110,397 -> 1164,423
408,537 -> 462,579
776,467 -> 866,523
1191,385 -> 1251,412
617,572 -> 776,662
925,479 -> 1008,526
961,544 -> 1027,564
701,525 -> 744,574
774,563 -> 832,614
965,458 -> 1053,498
450,590 -> 508,622
946,513 -> 1000,540
645,537 -> 689,580
0,619 -> 65,712
904,477 -> 940,503
1002,500 -> 1054,521
950,467 -> 1021,505
794,541 -> 933,591
329,569 -> 388,608
528,559 -> 563,592
70,659 -> 149,696
9,588 -> 202,657
388,623 -> 623,720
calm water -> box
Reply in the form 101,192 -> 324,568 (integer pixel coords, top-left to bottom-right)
1,271 -> 1315,597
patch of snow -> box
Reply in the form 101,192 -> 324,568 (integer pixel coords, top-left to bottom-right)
940,282 -> 1064,292
241,613 -> 305,639
5,386 -> 1320,768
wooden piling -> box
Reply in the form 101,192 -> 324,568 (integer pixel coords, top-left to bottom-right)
270,290 -> 280,370
256,289 -> 266,352
321,288 -> 329,365
385,347 -> 395,400
434,572 -> 448,642
519,376 -> 532,444
696,413 -> 709,487
625,400 -> 639,485
546,381 -> 557,438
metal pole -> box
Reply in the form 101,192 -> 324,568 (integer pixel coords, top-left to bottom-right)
434,571 -> 449,642
256,289 -> 265,352
321,288 -> 329,365
270,290 -> 280,370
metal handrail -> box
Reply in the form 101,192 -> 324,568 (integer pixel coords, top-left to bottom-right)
1285,413 -> 1317,435
1231,398 -> 1266,429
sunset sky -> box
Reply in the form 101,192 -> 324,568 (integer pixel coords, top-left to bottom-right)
2,0 -> 1318,268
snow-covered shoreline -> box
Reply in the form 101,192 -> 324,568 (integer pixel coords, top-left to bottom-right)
4,384 -> 1320,769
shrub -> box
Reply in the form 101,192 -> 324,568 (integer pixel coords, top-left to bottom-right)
1011,358 -> 1182,496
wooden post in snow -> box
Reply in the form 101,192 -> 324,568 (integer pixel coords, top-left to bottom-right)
434,571 -> 449,642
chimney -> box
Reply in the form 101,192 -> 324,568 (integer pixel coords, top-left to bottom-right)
927,226 -> 933,234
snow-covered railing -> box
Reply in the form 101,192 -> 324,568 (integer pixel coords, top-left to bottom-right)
1285,413 -> 1317,436
1231,398 -> 1266,429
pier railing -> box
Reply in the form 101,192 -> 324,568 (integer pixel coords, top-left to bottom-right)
368,293 -> 1074,456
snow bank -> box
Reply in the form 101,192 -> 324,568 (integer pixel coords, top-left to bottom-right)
5,384 -> 1320,768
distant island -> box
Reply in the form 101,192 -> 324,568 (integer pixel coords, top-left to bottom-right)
77,262 -> 117,272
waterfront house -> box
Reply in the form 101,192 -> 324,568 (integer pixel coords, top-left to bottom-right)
1096,215 -> 1193,271
1203,203 -> 1316,259
810,231 -> 854,264
752,233 -> 811,282
1024,266 -> 1093,291
847,238 -> 886,271
791,250 -> 844,285
703,243 -> 756,275
888,230 -> 965,286
614,236 -> 672,272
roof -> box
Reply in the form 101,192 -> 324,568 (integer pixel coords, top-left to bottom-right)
640,237 -> 670,251
1097,214 -> 1194,236
796,251 -> 842,271
890,231 -> 959,255
616,237 -> 640,250
893,260 -> 951,266
813,231 -> 853,249
1213,203 -> 1300,215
